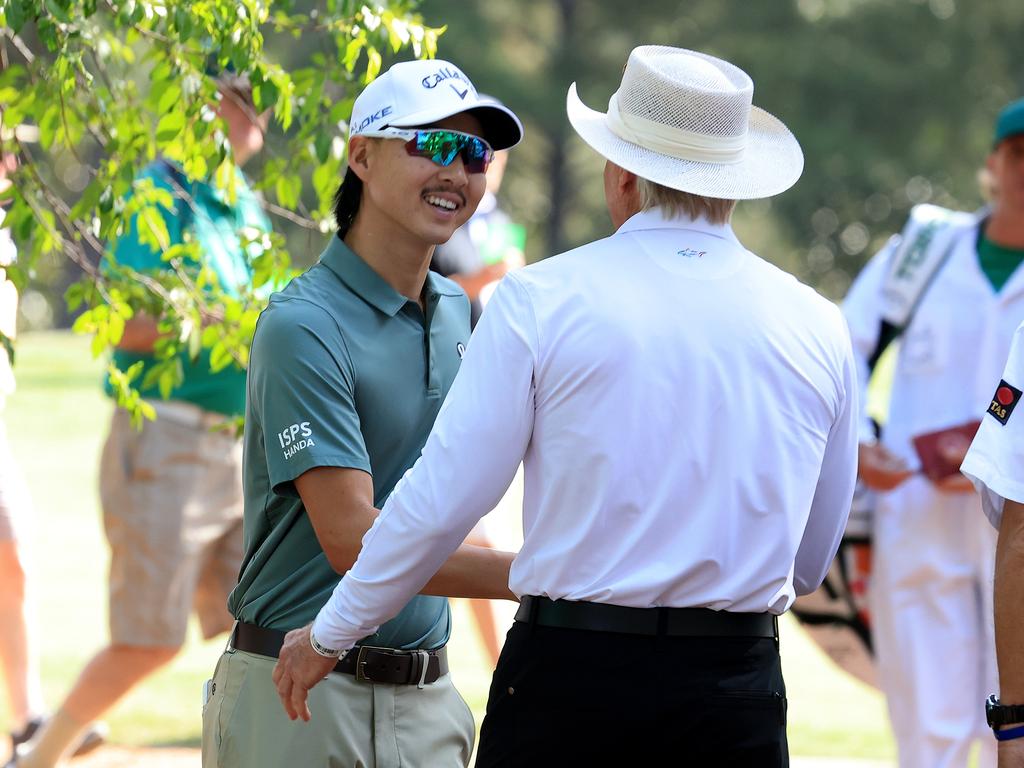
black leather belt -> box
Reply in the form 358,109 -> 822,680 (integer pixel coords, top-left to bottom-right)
515,596 -> 778,638
230,621 -> 449,685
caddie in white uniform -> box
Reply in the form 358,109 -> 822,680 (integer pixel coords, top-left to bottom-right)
272,45 -> 859,767
843,96 -> 1024,768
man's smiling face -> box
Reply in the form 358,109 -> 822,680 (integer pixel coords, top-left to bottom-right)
355,112 -> 488,248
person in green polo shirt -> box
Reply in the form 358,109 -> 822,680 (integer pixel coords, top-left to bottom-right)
11,72 -> 271,768
200,60 -> 523,768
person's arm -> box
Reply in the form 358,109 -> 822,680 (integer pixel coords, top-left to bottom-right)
793,317 -> 860,596
274,274 -> 538,719
843,238 -> 914,491
295,465 -> 515,599
996,499 -> 1024,766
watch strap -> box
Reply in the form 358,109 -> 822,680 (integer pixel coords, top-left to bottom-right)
987,695 -> 1024,728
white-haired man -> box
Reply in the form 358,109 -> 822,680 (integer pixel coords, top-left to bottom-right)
273,45 -> 859,767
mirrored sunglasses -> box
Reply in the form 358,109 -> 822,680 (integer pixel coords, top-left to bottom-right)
361,128 -> 494,174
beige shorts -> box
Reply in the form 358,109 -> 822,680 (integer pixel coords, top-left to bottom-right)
202,649 -> 475,768
99,405 -> 243,647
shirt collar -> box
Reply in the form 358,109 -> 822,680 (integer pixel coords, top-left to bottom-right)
320,235 -> 409,317
425,267 -> 466,298
615,208 -> 741,246
319,235 -> 464,315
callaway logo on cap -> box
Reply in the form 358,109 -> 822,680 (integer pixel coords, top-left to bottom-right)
349,59 -> 523,151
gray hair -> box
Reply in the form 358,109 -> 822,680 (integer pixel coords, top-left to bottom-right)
635,177 -> 736,224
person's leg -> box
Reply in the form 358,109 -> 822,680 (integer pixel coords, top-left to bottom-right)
16,645 -> 178,768
390,672 -> 475,767
17,409 -> 213,767
0,540 -> 44,736
0,420 -> 45,739
204,650 -> 376,768
477,621 -> 786,767
872,480 -> 990,768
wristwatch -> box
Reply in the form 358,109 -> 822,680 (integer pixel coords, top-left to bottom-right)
986,695 -> 1024,729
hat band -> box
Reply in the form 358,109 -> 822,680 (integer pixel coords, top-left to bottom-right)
605,92 -> 746,164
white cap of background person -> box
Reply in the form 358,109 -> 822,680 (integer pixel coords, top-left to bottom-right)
349,58 -> 524,151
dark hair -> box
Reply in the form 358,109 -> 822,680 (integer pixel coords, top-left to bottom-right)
333,167 -> 363,238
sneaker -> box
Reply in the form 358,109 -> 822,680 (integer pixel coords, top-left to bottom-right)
8,717 -> 106,759
70,722 -> 107,757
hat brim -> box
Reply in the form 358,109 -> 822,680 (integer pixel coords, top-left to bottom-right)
566,83 -> 803,200
391,102 -> 523,152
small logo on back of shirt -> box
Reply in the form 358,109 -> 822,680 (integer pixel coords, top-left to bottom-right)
677,248 -> 706,259
987,379 -> 1021,425
456,342 -> 466,359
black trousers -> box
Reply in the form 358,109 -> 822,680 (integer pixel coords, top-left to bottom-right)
475,622 -> 788,768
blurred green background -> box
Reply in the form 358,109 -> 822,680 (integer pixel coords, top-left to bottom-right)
18,0 -> 1024,329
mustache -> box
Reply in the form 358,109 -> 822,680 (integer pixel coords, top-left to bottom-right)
422,186 -> 467,207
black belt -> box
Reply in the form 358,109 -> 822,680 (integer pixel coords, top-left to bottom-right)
515,596 -> 778,638
230,621 -> 449,686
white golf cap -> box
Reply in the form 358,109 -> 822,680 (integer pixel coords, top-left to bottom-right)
349,59 -> 523,150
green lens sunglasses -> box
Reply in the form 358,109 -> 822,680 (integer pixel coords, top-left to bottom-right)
360,127 -> 495,173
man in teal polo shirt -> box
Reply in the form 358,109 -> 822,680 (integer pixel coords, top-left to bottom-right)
12,72 -> 271,768
201,60 -> 523,768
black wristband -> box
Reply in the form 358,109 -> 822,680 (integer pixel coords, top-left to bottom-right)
986,695 -> 1024,729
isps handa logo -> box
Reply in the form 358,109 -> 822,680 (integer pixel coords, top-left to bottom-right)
278,421 -> 315,460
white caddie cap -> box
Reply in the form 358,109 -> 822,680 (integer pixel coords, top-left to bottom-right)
349,59 -> 523,151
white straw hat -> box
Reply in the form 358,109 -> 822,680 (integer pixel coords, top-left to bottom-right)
567,46 -> 803,199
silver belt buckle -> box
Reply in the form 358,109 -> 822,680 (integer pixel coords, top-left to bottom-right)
355,645 -> 387,682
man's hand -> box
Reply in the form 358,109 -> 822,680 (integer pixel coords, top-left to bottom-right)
935,472 -> 976,494
271,624 -> 339,722
858,442 -> 914,491
934,433 -> 975,494
998,735 -> 1024,767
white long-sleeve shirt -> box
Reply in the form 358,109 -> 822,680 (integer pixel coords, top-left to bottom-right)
313,209 -> 859,650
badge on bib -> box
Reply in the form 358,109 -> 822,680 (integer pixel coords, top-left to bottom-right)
988,379 -> 1022,425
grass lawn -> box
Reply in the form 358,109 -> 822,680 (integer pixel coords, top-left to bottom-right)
1,330 -> 896,759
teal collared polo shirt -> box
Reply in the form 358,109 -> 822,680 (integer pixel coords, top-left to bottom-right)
104,160 -> 270,417
228,235 -> 470,649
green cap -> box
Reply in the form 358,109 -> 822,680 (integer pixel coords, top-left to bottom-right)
994,97 -> 1024,146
